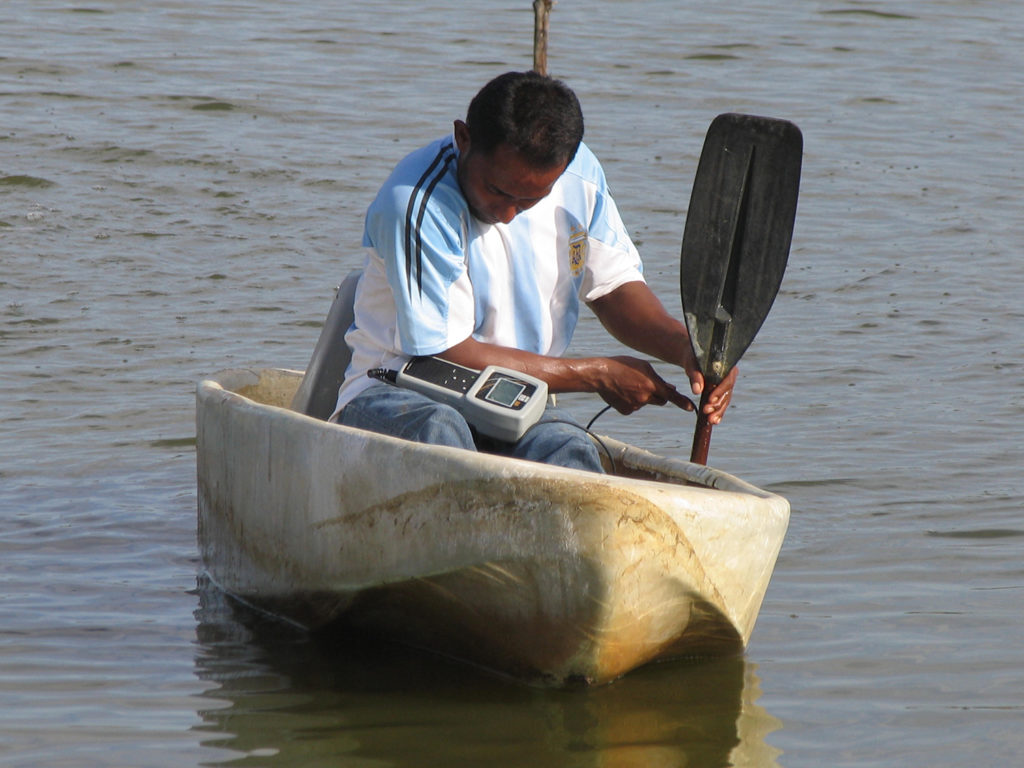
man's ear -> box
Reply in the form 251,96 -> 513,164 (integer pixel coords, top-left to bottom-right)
453,120 -> 470,153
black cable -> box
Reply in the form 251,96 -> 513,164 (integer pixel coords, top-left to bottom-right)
366,368 -> 398,384
520,416 -> 616,475
586,405 -> 613,431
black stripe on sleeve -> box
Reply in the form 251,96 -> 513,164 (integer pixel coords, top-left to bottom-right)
403,143 -> 456,297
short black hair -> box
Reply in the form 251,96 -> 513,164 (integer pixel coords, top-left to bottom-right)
465,71 -> 584,168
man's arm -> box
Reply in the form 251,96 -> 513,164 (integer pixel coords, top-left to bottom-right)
436,280 -> 734,420
438,336 -> 691,415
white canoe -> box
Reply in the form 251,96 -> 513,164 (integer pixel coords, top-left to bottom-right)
196,364 -> 789,686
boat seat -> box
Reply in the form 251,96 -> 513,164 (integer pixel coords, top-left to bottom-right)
290,269 -> 361,420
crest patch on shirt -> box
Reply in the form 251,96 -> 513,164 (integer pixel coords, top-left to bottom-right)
568,226 -> 588,277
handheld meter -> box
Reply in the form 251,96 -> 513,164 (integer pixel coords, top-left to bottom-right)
368,356 -> 547,443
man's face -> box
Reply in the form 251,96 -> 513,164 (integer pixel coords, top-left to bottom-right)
454,120 -> 567,226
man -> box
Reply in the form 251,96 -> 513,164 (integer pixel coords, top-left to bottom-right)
333,71 -> 735,472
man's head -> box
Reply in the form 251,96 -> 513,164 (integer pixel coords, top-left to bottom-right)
454,71 -> 584,225
464,71 -> 584,168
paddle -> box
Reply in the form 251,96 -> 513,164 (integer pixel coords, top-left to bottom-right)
680,113 -> 803,465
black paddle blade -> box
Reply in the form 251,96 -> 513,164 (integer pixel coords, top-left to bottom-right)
680,113 -> 802,387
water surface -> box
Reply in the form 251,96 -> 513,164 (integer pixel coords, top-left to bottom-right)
2,1 -> 1022,765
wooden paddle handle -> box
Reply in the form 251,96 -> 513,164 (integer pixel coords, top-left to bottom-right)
689,390 -> 713,465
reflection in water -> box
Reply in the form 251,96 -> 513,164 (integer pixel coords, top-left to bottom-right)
191,578 -> 781,767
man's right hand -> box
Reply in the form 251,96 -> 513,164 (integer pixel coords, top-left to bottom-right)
594,356 -> 696,415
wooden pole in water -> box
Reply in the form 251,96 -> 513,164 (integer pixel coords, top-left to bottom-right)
533,0 -> 553,75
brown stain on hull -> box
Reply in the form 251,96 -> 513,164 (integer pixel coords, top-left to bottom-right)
314,477 -> 742,685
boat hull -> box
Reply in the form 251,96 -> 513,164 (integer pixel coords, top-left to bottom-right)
197,367 -> 789,686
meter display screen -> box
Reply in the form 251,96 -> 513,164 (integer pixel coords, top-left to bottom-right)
485,377 -> 526,407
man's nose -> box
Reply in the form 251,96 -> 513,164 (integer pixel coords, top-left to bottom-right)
496,204 -> 521,224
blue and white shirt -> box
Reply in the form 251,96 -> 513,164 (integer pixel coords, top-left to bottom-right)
335,135 -> 644,411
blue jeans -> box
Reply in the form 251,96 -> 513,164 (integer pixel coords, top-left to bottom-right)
336,383 -> 604,473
